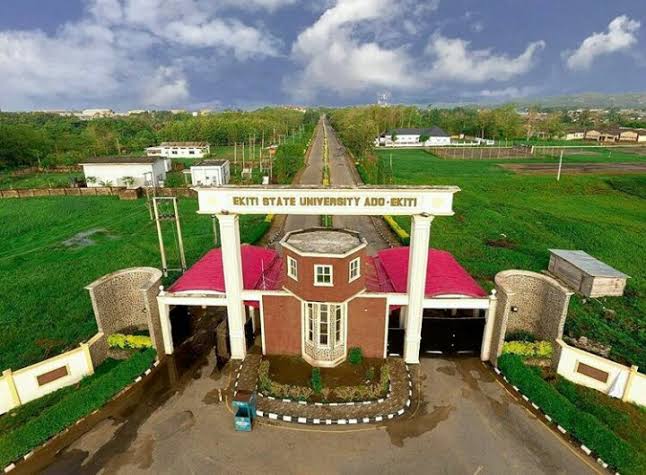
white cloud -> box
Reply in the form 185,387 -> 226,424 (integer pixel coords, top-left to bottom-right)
426,34 -> 545,82
285,0 -> 435,100
565,15 -> 641,70
462,86 -> 540,99
0,0 -> 287,109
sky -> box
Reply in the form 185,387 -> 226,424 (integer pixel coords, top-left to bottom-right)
0,0 -> 645,111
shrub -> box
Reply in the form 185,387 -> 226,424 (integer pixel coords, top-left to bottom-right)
498,354 -> 643,474
257,360 -> 271,394
348,347 -> 363,365
0,348 -> 156,468
311,367 -> 323,394
366,366 -> 375,381
502,340 -> 552,359
107,333 -> 153,350
505,330 -> 536,342
384,216 -> 410,245
320,387 -> 332,402
379,365 -> 390,394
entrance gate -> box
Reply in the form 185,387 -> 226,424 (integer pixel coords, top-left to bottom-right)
421,316 -> 485,355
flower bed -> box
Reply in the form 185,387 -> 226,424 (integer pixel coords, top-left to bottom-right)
498,353 -> 645,475
257,357 -> 390,403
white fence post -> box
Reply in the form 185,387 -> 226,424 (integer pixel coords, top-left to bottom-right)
2,369 -> 22,410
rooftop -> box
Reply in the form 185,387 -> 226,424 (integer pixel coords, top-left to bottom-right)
193,159 -> 228,167
283,228 -> 365,255
549,250 -> 629,278
79,156 -> 160,165
386,126 -> 450,137
160,141 -> 209,147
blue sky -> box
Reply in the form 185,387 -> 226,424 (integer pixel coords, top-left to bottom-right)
0,0 -> 644,110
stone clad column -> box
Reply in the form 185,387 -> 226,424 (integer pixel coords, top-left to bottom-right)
404,214 -> 433,364
217,213 -> 247,360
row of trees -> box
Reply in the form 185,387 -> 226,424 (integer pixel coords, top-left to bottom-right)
0,108 -> 319,171
328,105 -> 527,159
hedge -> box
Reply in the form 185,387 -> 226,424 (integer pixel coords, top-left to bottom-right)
501,340 -> 552,359
498,354 -> 644,474
107,333 -> 153,350
383,215 -> 410,245
0,348 -> 156,468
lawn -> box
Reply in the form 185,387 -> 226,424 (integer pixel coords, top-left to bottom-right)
371,149 -> 646,369
0,196 -> 267,370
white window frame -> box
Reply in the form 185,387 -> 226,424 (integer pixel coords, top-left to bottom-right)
306,303 -> 314,343
319,304 -> 329,347
287,256 -> 298,281
314,264 -> 333,287
349,257 -> 361,282
334,304 -> 343,345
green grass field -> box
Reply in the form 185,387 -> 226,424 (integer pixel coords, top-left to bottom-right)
372,149 -> 646,369
0,197 -> 266,370
0,171 -> 83,190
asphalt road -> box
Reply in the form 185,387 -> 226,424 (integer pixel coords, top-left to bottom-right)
282,119 -> 324,233
325,120 -> 390,254
40,356 -> 598,475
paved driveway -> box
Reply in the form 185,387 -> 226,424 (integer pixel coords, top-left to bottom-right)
40,354 -> 598,475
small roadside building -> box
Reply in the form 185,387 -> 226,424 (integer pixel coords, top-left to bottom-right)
80,156 -> 167,188
562,129 -> 586,141
146,142 -> 210,159
375,127 -> 451,147
189,160 -> 230,187
618,127 -> 646,142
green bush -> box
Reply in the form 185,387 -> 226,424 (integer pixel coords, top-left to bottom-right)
0,348 -> 156,468
366,366 -> 375,381
498,354 -> 643,474
107,333 -> 153,350
501,340 -> 552,359
311,367 -> 323,394
348,347 -> 363,365
505,330 -> 536,342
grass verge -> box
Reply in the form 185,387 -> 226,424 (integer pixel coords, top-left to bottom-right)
0,348 -> 156,468
498,354 -> 645,474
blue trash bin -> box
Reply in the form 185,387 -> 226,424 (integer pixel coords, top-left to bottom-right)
233,390 -> 257,431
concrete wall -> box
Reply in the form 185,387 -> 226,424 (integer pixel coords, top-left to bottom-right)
86,267 -> 164,361
82,162 -> 166,187
556,339 -> 645,406
489,270 -> 573,364
0,343 -> 94,415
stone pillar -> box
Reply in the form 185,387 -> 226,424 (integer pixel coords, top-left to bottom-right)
480,289 -> 498,361
404,214 -> 433,364
158,300 -> 174,355
218,213 -> 247,360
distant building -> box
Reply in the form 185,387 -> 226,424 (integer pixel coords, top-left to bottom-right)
562,129 -> 586,141
80,156 -> 167,188
189,160 -> 230,187
375,127 -> 451,147
146,142 -> 210,159
618,127 -> 646,142
76,109 -> 114,120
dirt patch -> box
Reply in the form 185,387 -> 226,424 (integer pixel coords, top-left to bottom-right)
62,228 -> 118,249
500,162 -> 646,175
485,236 -> 516,249
266,355 -> 383,388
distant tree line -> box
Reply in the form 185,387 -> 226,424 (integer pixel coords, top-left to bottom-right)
0,108 -> 319,170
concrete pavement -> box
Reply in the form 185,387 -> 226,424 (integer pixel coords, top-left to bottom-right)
40,356 -> 598,475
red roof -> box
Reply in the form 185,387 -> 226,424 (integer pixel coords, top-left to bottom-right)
372,247 -> 486,297
169,245 -> 282,293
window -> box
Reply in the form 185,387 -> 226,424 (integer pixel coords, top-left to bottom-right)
306,303 -> 314,343
319,305 -> 329,346
287,256 -> 298,280
314,265 -> 333,286
334,305 -> 342,344
172,150 -> 178,155
349,257 -> 360,282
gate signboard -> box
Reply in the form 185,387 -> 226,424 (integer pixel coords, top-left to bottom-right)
195,186 -> 459,216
